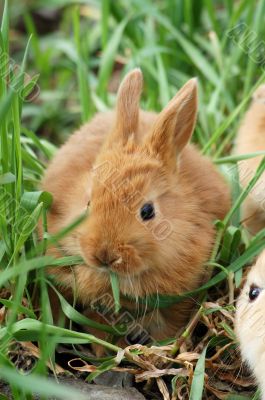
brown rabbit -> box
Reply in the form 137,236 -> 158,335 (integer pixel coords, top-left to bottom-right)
234,85 -> 265,234
41,69 -> 230,347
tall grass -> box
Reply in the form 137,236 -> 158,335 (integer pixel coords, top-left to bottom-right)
1,0 -> 265,398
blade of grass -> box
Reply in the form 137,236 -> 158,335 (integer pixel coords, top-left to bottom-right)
73,5 -> 92,122
110,271 -> 121,314
97,18 -> 128,101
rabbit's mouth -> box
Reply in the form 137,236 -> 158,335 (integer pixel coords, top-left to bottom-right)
83,256 -> 148,278
79,237 -> 149,277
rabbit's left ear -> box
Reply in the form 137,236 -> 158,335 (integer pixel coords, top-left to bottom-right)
108,68 -> 143,146
145,78 -> 198,170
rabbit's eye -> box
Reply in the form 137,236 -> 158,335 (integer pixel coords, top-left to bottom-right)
249,285 -> 262,301
87,200 -> 91,209
140,202 -> 155,221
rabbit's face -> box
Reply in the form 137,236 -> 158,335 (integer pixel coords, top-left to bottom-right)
78,140 -> 179,278
236,250 -> 265,372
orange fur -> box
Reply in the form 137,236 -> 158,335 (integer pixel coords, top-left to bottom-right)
234,85 -> 265,234
41,69 -> 230,344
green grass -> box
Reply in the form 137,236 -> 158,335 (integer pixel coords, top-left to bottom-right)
1,0 -> 265,399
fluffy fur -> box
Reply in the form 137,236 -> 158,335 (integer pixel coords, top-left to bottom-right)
41,69 -> 230,344
235,85 -> 265,395
235,250 -> 265,399
234,84 -> 265,234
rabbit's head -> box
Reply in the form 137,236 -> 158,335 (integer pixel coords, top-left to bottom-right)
236,250 -> 265,395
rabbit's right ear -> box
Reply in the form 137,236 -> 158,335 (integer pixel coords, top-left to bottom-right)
145,78 -> 198,171
106,69 -> 143,147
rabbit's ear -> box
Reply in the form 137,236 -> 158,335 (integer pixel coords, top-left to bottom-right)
111,68 -> 143,145
145,78 -> 198,169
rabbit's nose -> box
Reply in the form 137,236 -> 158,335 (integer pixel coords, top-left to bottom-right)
95,248 -> 119,267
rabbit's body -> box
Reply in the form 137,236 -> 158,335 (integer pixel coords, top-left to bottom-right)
42,70 -> 230,345
234,85 -> 265,234
235,85 -> 265,396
